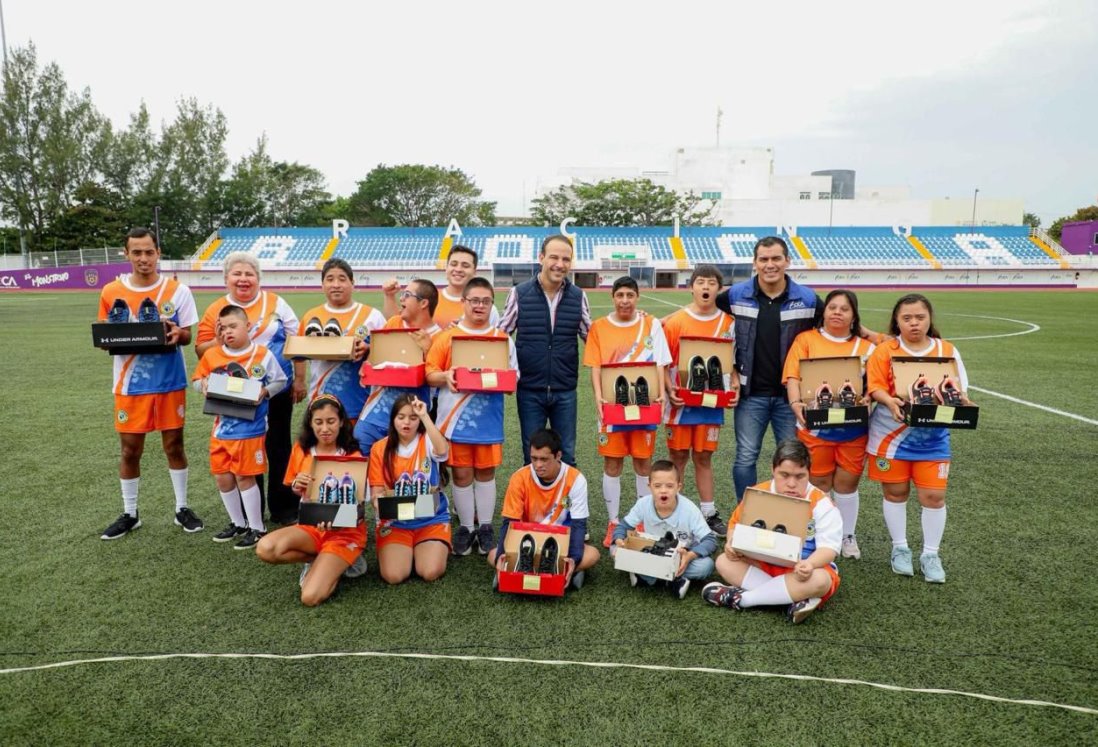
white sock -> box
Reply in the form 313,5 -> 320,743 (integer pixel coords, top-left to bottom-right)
169,468 -> 189,511
453,483 -> 475,529
740,565 -> 772,590
700,501 -> 716,518
921,505 -> 947,554
602,473 -> 621,522
833,489 -> 859,536
240,484 -> 265,531
740,575 -> 794,608
121,478 -> 139,516
882,500 -> 909,548
635,474 -> 650,498
219,489 -> 247,527
474,479 -> 496,526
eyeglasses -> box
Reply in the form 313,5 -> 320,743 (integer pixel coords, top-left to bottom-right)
463,297 -> 494,307
400,289 -> 425,301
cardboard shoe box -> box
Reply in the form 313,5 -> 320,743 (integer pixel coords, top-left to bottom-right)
91,321 -> 174,355
203,372 -> 263,420
612,530 -> 679,581
453,335 -> 517,392
600,361 -> 662,426
799,356 -> 869,428
360,328 -> 427,387
497,521 -> 571,597
284,335 -> 356,361
892,356 -> 979,430
375,488 -> 441,522
298,455 -> 368,528
674,336 -> 738,408
729,487 -> 811,568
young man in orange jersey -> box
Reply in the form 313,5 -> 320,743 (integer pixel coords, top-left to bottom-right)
381,245 -> 500,328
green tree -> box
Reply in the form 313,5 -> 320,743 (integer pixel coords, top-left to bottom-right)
1022,212 -> 1041,229
45,181 -> 128,250
531,178 -> 715,226
1048,205 -> 1098,242
222,136 -> 331,227
348,164 -> 496,227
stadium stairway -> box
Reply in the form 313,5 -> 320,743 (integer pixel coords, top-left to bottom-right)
192,238 -> 222,269
316,236 -> 340,269
906,235 -> 942,269
1030,235 -> 1070,268
437,236 -> 454,269
790,236 -> 818,269
669,237 -> 689,269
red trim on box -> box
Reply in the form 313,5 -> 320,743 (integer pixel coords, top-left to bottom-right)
454,367 -> 517,393
676,387 -> 739,408
600,403 -> 662,426
599,360 -> 659,370
359,362 -> 427,387
454,334 -> 508,344
509,521 -> 568,535
679,335 -> 733,344
371,327 -> 422,335
312,455 -> 369,465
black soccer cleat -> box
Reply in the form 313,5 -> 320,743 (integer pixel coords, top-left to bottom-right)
633,376 -> 650,406
707,355 -> 724,391
688,356 -> 707,392
910,374 -> 936,406
304,317 -> 324,337
751,518 -> 767,530
538,536 -> 559,574
614,375 -> 630,406
224,361 -> 249,378
517,533 -> 536,573
937,375 -> 962,406
773,524 -> 788,535
106,298 -> 131,324
815,381 -> 833,409
323,318 -> 343,337
137,297 -> 160,323
838,379 -> 857,408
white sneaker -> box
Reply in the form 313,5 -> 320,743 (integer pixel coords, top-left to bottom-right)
841,534 -> 862,559
343,553 -> 369,579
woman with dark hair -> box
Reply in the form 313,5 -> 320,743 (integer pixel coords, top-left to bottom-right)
782,289 -> 875,560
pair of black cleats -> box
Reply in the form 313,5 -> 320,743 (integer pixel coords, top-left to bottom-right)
613,375 -> 650,407
516,533 -> 559,575
639,531 -> 677,558
304,316 -> 343,337
212,362 -> 249,378
814,380 -> 857,409
106,297 -> 160,324
688,355 -> 724,392
910,373 -> 963,406
751,518 -> 788,534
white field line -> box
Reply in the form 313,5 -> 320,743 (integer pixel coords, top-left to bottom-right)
969,386 -> 1098,426
0,649 -> 1095,716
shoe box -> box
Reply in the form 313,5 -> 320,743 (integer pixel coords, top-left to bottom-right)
599,361 -> 662,426
203,372 -> 264,420
283,334 -> 356,361
359,328 -> 427,387
375,487 -> 441,522
452,335 -> 517,392
91,321 -> 174,355
675,336 -> 738,408
798,356 -> 869,428
892,356 -> 979,429
496,521 -> 571,597
612,530 -> 679,581
729,487 -> 812,568
297,455 -> 368,528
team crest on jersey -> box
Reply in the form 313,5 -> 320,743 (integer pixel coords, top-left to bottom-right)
117,409 -> 128,424
355,325 -> 368,339
598,433 -> 609,446
806,519 -> 816,538
562,496 -> 571,509
876,457 -> 891,472
721,330 -> 733,339
250,364 -> 266,379
643,335 -> 653,350
160,301 -> 175,316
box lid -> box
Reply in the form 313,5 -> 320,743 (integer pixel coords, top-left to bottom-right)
738,487 -> 812,540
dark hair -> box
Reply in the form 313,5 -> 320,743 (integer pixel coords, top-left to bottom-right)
297,395 -> 357,453
321,258 -> 354,282
889,293 -> 941,339
381,394 -> 449,489
649,459 -> 680,481
218,304 -> 248,323
463,276 -> 495,299
689,264 -> 723,287
448,244 -> 478,268
772,439 -> 811,470
611,276 -> 639,295
540,234 -> 574,257
125,227 -> 159,250
411,278 -> 439,316
753,236 -> 789,260
529,428 -> 562,455
817,289 -> 861,338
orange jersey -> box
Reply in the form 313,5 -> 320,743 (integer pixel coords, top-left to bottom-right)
783,328 -> 875,443
196,291 -> 299,378
427,323 -> 516,444
501,463 -> 590,525
193,342 -> 287,439
433,287 -> 501,329
732,480 -> 842,559
299,302 -> 386,416
583,312 -> 671,367
662,306 -> 735,427
368,433 -> 449,529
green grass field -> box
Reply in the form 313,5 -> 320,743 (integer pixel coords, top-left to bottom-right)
1,288 -> 1097,745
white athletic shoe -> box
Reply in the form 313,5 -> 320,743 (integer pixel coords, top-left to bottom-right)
841,534 -> 862,559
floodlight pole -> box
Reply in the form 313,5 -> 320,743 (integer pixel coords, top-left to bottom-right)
971,188 -> 979,227
153,205 -> 161,248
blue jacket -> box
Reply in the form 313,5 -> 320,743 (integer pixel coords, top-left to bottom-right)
513,277 -> 585,392
726,276 -> 819,398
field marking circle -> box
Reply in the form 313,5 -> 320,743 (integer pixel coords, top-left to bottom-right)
861,308 -> 1040,341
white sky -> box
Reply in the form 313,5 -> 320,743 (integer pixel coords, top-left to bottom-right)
3,0 -> 1095,223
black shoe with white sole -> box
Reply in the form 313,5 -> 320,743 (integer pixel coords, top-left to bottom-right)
101,512 -> 141,540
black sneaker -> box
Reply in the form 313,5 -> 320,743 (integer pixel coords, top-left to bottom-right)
106,298 -> 131,324
670,576 -> 691,600
538,536 -> 559,574
688,356 -> 707,392
773,524 -> 788,534
304,316 -> 324,337
475,524 -> 494,557
234,528 -> 265,550
705,512 -> 728,537
174,507 -> 204,533
787,596 -> 821,624
751,518 -> 767,530
633,376 -> 650,406
702,582 -> 744,610
838,380 -> 857,408
816,381 -> 834,409
937,375 -> 962,406
323,318 -> 343,337
910,374 -> 936,405
101,512 -> 141,540
137,297 -> 160,323
213,523 -> 247,543
707,355 -> 724,391
452,526 -> 474,556
614,375 -> 630,406
516,533 -> 536,573
224,361 -> 249,379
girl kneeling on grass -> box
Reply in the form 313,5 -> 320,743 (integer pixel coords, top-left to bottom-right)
866,293 -> 974,584
256,395 -> 367,606
368,394 -> 451,584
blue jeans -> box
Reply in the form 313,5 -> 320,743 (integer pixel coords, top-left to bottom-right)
733,395 -> 798,502
516,388 -> 578,466
636,555 -> 715,585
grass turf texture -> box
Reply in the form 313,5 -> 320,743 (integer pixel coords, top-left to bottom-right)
1,288 -> 1096,745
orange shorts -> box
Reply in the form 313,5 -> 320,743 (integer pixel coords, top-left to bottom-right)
449,442 -> 503,469
375,521 -> 451,551
209,434 -> 267,476
598,428 -> 656,459
113,390 -> 186,433
666,424 -> 721,453
754,558 -> 841,604
297,523 -> 367,566
798,431 -> 868,477
869,456 -> 950,489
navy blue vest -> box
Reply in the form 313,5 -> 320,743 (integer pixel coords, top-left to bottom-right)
514,277 -> 583,392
